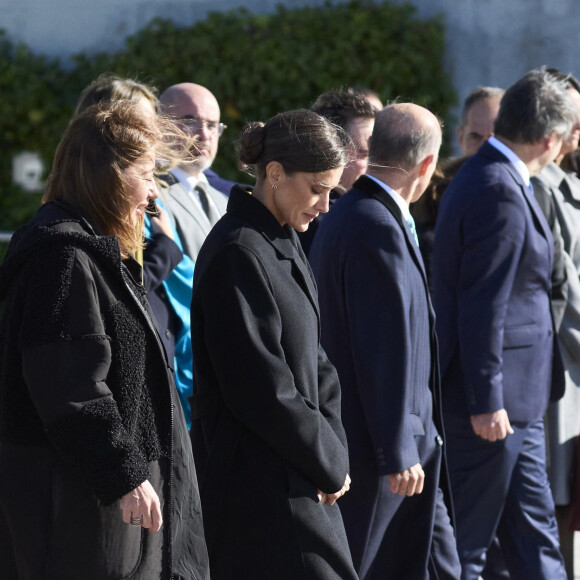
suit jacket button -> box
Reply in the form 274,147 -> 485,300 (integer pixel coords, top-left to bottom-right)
165,329 -> 172,338
435,435 -> 443,446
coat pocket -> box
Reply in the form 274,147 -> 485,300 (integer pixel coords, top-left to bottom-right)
47,458 -> 146,579
503,323 -> 540,349
410,412 -> 425,437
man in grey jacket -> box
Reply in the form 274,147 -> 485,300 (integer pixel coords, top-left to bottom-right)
159,83 -> 228,261
532,69 -> 580,580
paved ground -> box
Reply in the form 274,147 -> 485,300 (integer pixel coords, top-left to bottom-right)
475,534 -> 580,579
575,533 -> 580,579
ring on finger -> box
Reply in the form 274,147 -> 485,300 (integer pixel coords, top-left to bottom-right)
130,514 -> 143,527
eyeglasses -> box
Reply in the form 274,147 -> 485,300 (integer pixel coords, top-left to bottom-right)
177,116 -> 227,136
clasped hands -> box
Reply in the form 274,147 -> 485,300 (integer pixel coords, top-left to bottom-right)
317,473 -> 351,506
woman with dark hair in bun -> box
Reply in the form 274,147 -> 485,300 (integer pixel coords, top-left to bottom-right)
190,109 -> 357,579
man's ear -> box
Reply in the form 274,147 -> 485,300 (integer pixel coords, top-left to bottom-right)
265,161 -> 286,188
418,154 -> 435,177
545,131 -> 561,152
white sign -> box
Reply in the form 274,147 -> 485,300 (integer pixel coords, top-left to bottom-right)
12,151 -> 44,192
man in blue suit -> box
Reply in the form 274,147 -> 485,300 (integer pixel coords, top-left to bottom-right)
310,103 -> 461,579
432,69 -> 578,580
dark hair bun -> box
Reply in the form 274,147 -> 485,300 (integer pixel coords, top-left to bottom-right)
236,109 -> 346,178
237,122 -> 266,165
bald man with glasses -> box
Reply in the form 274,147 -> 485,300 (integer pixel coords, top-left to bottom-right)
159,83 -> 230,261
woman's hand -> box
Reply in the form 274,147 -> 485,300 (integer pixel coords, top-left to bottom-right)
317,473 -> 351,506
119,480 -> 163,532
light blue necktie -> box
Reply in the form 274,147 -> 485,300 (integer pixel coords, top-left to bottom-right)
406,214 -> 419,247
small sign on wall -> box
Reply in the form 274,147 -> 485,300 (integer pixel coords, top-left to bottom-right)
12,151 -> 44,192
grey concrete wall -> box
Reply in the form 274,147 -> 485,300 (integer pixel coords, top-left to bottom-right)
399,0 -> 579,110
2,0 -> 579,146
0,0 -> 314,57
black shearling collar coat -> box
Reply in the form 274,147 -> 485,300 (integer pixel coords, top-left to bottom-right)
0,201 -> 208,580
190,185 -> 357,579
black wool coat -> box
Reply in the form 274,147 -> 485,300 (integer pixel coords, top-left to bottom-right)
0,201 -> 209,580
190,185 -> 357,580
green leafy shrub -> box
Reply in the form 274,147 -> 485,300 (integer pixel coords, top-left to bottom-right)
0,0 -> 455,238
0,31 -> 68,241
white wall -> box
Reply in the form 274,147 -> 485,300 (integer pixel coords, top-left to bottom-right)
0,0 -> 290,57
401,0 -> 579,108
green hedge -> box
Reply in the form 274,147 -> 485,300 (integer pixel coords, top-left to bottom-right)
0,0 -> 455,237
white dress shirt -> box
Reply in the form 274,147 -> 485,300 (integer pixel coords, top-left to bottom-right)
488,136 -> 531,187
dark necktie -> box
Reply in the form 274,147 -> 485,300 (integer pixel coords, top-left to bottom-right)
195,183 -> 212,220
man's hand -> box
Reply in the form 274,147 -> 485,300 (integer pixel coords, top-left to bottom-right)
317,473 -> 351,506
470,409 -> 514,442
388,463 -> 425,496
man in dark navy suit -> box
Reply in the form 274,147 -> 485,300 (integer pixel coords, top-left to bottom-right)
432,69 -> 578,580
310,103 -> 461,579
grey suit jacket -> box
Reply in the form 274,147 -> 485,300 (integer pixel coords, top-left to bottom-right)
534,162 -> 580,504
163,179 -> 228,261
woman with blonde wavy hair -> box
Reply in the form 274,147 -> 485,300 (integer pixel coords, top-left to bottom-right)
0,100 -> 209,579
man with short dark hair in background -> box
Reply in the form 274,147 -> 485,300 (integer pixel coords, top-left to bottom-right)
298,87 -> 376,255
312,87 -> 377,193
457,86 -> 504,156
433,69 -> 577,580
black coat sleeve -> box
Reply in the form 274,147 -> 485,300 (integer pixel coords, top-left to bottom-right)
20,248 -> 150,504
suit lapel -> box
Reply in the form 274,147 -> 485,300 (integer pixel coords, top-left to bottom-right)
288,232 -> 321,323
483,143 -> 553,242
169,182 -> 212,234
262,229 -> 321,326
525,181 -> 554,245
227,186 -> 321,325
560,174 -> 580,208
482,143 -> 554,269
504,163 -> 554,270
